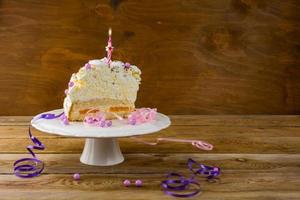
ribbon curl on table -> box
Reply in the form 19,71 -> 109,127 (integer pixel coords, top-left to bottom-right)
13,127 -> 45,178
131,137 -> 213,151
14,112 -> 63,178
161,158 -> 221,198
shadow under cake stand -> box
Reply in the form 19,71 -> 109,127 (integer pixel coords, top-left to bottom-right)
31,109 -> 171,166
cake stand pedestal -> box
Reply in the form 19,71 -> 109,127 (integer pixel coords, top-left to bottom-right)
80,138 -> 124,165
31,109 -> 171,166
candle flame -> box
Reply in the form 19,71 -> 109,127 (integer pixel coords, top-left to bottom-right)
108,28 -> 112,36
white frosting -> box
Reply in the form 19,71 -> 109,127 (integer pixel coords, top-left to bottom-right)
63,96 -> 72,116
88,59 -> 103,66
63,58 -> 141,115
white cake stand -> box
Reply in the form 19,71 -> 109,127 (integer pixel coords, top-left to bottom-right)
31,109 -> 171,166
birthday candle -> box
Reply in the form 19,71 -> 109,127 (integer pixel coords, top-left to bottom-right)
105,28 -> 113,65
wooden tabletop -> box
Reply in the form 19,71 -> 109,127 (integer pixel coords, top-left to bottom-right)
0,115 -> 299,199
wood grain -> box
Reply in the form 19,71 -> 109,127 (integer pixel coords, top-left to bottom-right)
1,153 -> 300,174
0,115 -> 300,153
1,172 -> 299,192
0,154 -> 299,200
0,126 -> 300,154
0,0 -> 300,115
0,115 -> 299,199
0,190 -> 299,200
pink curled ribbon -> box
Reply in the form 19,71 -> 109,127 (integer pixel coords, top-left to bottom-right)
13,127 -> 45,178
128,108 -> 157,125
131,137 -> 213,151
161,158 -> 221,198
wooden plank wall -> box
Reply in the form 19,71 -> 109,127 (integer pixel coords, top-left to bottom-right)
0,0 -> 299,115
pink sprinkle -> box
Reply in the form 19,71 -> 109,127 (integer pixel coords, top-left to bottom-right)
85,117 -> 94,124
64,89 -> 68,95
106,120 -> 112,127
129,118 -> 136,125
100,120 -> 106,127
123,179 -> 131,187
85,63 -> 92,70
73,173 -> 80,180
135,179 -> 142,187
68,81 -> 74,87
123,62 -> 131,70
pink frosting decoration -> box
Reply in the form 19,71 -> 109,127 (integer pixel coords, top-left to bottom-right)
128,108 -> 157,125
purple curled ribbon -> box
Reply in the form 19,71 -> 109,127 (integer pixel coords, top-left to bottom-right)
161,158 -> 221,198
161,173 -> 201,198
187,158 -> 221,180
37,112 -> 64,120
14,112 -> 65,178
13,127 -> 45,178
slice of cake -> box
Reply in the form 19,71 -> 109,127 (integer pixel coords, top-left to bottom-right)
63,58 -> 141,121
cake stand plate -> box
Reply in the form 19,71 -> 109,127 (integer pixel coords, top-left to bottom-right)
31,109 -> 171,166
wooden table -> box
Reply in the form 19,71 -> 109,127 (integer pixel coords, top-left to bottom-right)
0,115 -> 299,199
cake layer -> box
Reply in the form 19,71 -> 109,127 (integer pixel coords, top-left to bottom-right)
63,58 -> 141,121
66,98 -> 134,121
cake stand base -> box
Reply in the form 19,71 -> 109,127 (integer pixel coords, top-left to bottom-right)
80,138 -> 124,166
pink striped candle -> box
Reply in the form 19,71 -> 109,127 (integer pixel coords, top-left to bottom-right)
105,28 -> 113,66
